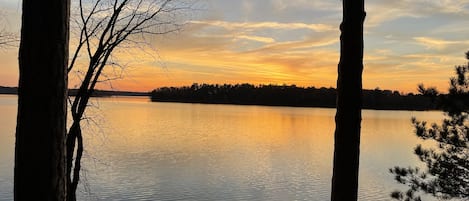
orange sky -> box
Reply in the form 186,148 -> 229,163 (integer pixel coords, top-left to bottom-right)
1,0 -> 469,93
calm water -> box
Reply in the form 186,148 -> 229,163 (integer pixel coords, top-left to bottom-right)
0,95 -> 444,201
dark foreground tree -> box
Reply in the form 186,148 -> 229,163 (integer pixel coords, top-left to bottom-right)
331,0 -> 366,201
390,51 -> 469,201
65,0 -> 195,200
15,0 -> 69,200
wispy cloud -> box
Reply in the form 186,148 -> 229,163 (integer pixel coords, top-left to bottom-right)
269,0 -> 339,12
414,37 -> 469,49
2,0 -> 469,93
237,35 -> 275,43
189,20 -> 336,32
366,0 -> 469,27
248,36 -> 338,53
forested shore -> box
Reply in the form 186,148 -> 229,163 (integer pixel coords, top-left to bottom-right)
1,84 -> 445,111
151,83 -> 437,111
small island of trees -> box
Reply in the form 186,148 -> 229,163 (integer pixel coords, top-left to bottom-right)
150,83 -> 436,111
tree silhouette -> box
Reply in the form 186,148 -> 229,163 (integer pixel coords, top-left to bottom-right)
330,0 -> 366,201
65,0 -> 195,200
390,51 -> 469,201
150,83 -> 434,110
0,12 -> 18,47
0,30 -> 17,47
15,0 -> 69,200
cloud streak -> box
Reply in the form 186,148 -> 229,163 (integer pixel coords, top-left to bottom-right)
414,37 -> 469,50
190,20 -> 336,32
366,0 -> 469,27
1,0 -> 469,93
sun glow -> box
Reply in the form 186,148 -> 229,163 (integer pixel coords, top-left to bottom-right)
1,0 -> 469,93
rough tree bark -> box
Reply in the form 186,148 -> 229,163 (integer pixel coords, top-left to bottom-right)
14,0 -> 70,200
331,0 -> 366,201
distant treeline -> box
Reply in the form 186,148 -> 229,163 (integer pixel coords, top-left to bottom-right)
151,83 -> 437,110
68,89 -> 150,97
0,86 -> 149,97
0,86 -> 17,94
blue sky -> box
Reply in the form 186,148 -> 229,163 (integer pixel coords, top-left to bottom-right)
1,0 -> 468,92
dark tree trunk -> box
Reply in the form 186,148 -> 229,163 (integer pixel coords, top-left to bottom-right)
15,0 -> 70,200
66,121 -> 83,201
331,1 -> 365,201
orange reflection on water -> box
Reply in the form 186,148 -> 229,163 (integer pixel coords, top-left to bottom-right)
91,102 -> 336,156
0,96 -> 443,200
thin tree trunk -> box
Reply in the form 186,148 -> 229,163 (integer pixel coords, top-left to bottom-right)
66,121 -> 83,201
331,0 -> 365,201
14,0 -> 70,200
66,87 -> 90,201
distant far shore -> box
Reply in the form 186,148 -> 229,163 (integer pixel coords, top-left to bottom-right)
2,84 -> 442,111
150,83 -> 440,111
0,86 -> 149,97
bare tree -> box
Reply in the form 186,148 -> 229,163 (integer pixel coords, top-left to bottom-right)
0,12 -> 19,47
0,30 -> 17,47
331,0 -> 366,201
66,0 -> 196,200
15,0 -> 69,200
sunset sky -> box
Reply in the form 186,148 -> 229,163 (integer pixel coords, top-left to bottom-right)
1,0 -> 469,93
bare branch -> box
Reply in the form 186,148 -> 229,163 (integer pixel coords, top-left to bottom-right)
0,32 -> 18,47
66,1 -> 198,199
0,13 -> 19,48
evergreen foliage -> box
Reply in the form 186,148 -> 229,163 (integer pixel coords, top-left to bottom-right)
390,51 -> 469,201
151,84 -> 434,110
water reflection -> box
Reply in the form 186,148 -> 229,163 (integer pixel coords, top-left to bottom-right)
86,102 -> 336,200
0,96 -> 444,201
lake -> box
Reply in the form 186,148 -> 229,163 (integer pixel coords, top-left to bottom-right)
0,95 -> 444,201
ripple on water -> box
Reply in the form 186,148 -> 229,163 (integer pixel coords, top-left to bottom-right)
1,99 -> 444,201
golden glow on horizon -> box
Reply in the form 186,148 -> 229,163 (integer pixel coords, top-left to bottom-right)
1,0 -> 468,93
